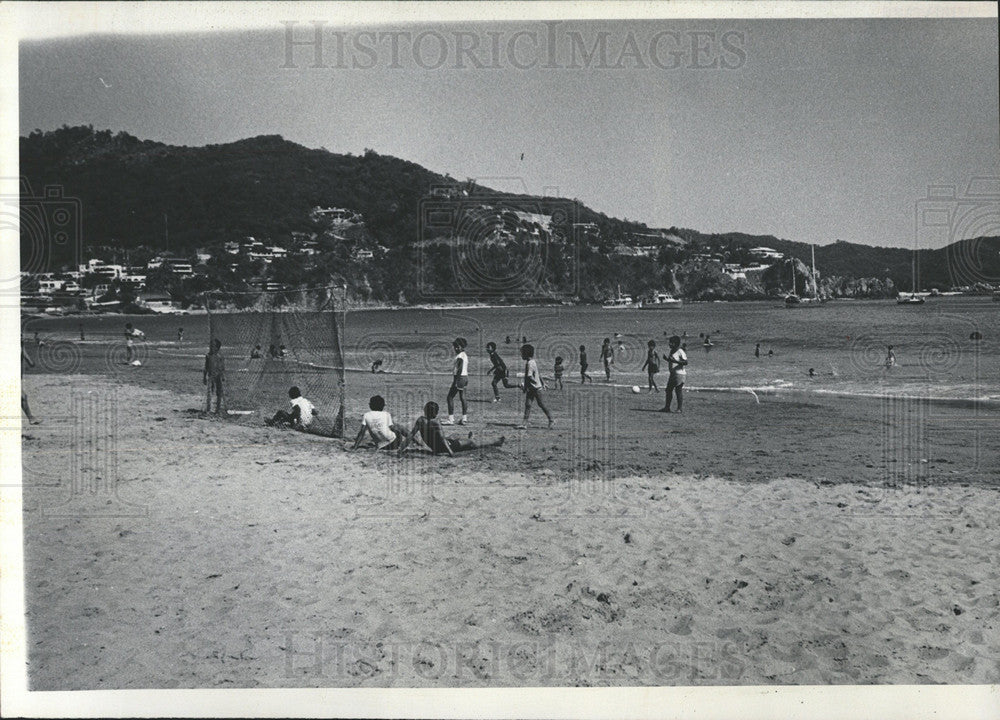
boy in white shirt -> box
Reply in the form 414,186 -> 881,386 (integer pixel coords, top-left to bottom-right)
660,335 -> 688,413
266,386 -> 316,429
352,395 -> 402,450
443,337 -> 469,425
516,344 -> 553,430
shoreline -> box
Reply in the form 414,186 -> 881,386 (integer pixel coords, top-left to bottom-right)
19,293 -> 996,318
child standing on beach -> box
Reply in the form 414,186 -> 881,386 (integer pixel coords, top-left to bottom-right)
202,338 -> 226,414
444,337 -> 469,425
518,344 -> 553,430
885,345 -> 896,369
21,344 -> 40,425
641,340 -> 660,393
553,356 -> 564,390
579,345 -> 592,384
124,323 -> 136,363
486,342 -> 516,402
601,338 -> 614,382
660,335 -> 687,413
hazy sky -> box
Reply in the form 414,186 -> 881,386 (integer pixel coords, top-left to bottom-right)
18,17 -> 999,248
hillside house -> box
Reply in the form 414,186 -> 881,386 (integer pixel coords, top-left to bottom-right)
147,257 -> 193,275
310,207 -> 363,225
750,246 -> 783,260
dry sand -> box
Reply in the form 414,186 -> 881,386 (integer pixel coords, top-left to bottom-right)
19,373 -> 1000,689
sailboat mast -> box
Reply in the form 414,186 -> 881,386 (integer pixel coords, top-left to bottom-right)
811,244 -> 817,299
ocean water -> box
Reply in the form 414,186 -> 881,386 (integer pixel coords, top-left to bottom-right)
22,297 -> 1000,401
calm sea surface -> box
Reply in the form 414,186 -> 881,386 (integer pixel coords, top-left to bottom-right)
22,298 -> 1000,401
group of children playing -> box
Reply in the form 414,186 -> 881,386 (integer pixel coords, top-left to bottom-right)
454,337 -> 553,430
200,330 -> 689,454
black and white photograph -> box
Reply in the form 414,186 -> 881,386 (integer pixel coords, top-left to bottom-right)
2,2 -> 998,717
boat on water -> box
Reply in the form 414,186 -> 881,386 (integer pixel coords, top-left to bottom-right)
897,248 -> 926,305
784,257 -> 800,305
641,291 -> 682,309
602,286 -> 636,309
786,245 -> 824,306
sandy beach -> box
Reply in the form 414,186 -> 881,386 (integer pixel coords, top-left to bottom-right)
20,372 -> 1000,689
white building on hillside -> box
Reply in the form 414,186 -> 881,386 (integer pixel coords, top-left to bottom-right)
311,207 -> 362,225
750,246 -> 784,260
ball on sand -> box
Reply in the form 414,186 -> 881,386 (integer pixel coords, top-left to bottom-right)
131,359 -> 142,367
631,385 -> 641,394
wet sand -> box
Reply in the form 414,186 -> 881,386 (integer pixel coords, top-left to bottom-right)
19,372 -> 1000,688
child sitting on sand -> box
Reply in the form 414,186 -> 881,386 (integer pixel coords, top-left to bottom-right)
352,395 -> 403,450
397,401 -> 504,456
266,386 -> 316,430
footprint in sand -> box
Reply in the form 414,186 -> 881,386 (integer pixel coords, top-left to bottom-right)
917,646 -> 950,661
715,627 -> 748,643
885,569 -> 911,583
668,614 -> 693,635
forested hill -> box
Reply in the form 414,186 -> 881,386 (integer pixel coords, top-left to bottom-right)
20,126 -> 1000,300
20,125 -> 651,258
21,126 -> 455,253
